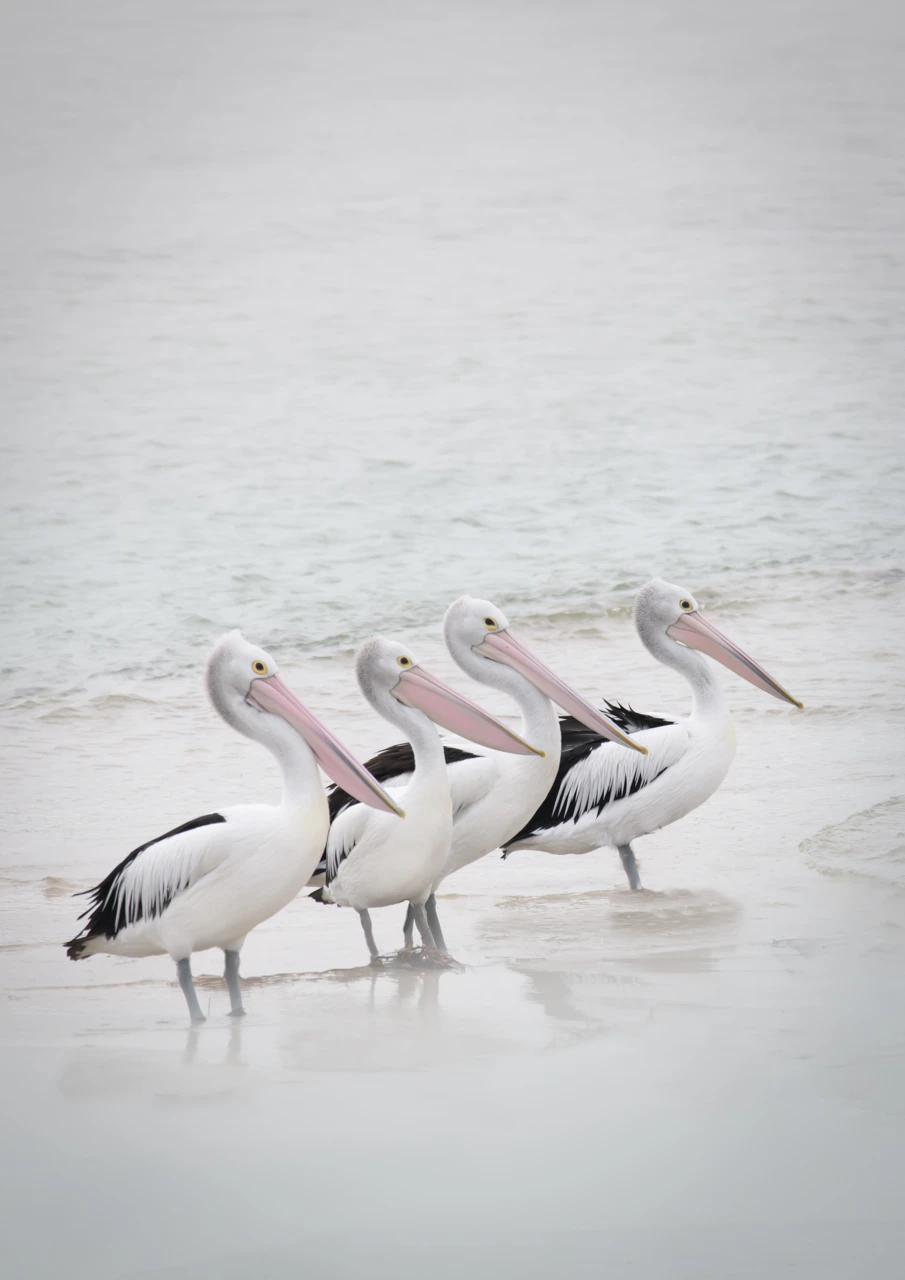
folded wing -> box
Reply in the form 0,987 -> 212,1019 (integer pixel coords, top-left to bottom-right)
505,712 -> 687,846
66,813 -> 230,955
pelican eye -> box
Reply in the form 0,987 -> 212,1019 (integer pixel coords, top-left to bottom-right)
397,655 -> 413,668
484,617 -> 497,629
252,660 -> 268,675
679,600 -> 692,611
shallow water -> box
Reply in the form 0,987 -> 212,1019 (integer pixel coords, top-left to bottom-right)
2,1 -> 905,1277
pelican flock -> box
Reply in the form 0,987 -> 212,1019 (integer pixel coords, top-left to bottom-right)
318,596 -> 647,952
65,580 -> 802,1022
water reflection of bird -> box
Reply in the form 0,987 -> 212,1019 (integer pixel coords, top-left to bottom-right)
517,966 -> 593,1024
324,961 -> 446,1017
182,1018 -> 245,1067
317,597 -> 644,952
64,632 -> 399,1024
504,579 -> 802,888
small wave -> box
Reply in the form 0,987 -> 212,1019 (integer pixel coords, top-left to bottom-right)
35,691 -> 161,720
0,870 -> 47,887
89,692 -> 159,708
42,876 -> 84,898
0,873 -> 85,896
36,705 -> 90,721
801,796 -> 905,886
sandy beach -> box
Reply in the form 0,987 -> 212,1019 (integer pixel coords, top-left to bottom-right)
5,587 -> 905,1278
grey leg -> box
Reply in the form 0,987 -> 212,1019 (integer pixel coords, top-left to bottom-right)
412,903 -> 436,949
176,956 -> 206,1024
223,949 -> 245,1016
402,902 -> 415,949
618,843 -> 642,890
424,893 -> 448,953
358,909 -> 380,960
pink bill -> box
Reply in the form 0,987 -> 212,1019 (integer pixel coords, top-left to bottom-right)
477,630 -> 647,753
667,612 -> 803,707
248,674 -> 406,815
393,665 -> 542,755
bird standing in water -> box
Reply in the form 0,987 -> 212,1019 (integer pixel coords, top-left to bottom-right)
503,578 -> 803,888
319,634 -> 540,960
65,631 -> 401,1022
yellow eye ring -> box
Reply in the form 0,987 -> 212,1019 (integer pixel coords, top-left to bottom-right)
484,617 -> 497,629
679,600 -> 692,611
397,655 -> 413,668
252,660 -> 268,675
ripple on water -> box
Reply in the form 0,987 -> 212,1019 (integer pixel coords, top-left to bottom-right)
801,796 -> 905,887
480,887 -> 741,965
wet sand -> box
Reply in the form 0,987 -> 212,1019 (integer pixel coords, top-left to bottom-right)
4,691 -> 905,1278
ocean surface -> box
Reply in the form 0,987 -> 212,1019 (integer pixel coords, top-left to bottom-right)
2,2 -> 904,1278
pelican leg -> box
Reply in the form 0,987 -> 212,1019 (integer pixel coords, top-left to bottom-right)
358,909 -> 380,960
618,843 -> 643,891
412,903 -> 436,949
402,903 -> 415,950
223,949 -> 246,1017
424,893 -> 448,953
176,957 -> 206,1024
396,903 -> 458,968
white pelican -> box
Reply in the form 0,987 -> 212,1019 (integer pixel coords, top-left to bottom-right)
65,631 -> 401,1023
318,597 -> 646,951
318,634 -> 540,958
502,578 -> 803,887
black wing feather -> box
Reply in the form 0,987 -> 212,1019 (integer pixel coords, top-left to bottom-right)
503,705 -> 675,849
65,813 -> 227,957
601,700 -> 674,735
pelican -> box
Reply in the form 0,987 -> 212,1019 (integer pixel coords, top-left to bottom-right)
64,631 -> 401,1023
502,578 -> 803,887
319,597 -> 646,951
318,635 -> 539,959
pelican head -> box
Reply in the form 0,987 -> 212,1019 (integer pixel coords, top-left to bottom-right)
205,631 -> 283,721
206,631 -> 404,814
635,579 -> 803,708
444,596 -> 647,753
355,635 -> 540,755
